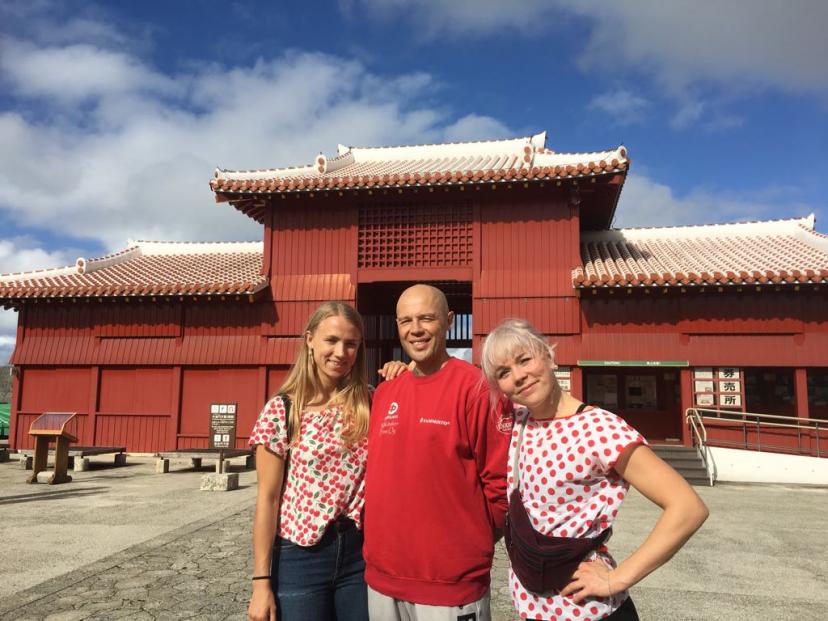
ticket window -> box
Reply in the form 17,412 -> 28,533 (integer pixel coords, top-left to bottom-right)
744,368 -> 796,417
808,369 -> 828,420
585,369 -> 682,441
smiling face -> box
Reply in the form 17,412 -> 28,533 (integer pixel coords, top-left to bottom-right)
493,347 -> 557,411
395,285 -> 454,375
305,314 -> 362,390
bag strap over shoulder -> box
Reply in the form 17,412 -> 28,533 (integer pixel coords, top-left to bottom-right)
512,413 -> 528,492
512,402 -> 590,491
280,393 -> 293,445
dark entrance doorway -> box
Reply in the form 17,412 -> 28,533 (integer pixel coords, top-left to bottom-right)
583,367 -> 683,442
357,281 -> 472,384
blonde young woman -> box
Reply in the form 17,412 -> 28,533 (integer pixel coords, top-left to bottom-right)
248,302 -> 372,621
481,319 -> 708,621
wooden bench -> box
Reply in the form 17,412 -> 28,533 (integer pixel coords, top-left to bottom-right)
20,446 -> 128,471
155,448 -> 254,474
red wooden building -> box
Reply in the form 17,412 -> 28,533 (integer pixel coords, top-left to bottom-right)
2,132 -> 827,453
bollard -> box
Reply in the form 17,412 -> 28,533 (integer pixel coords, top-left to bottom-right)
200,473 -> 239,491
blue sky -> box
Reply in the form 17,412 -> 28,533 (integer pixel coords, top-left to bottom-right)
1,0 -> 827,361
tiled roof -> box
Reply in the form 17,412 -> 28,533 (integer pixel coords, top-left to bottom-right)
210,131 -> 628,196
574,214 -> 828,288
0,240 -> 266,302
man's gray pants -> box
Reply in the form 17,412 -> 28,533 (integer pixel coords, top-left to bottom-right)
368,585 -> 491,621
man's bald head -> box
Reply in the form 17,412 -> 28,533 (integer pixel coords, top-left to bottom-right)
395,284 -> 454,375
396,284 -> 449,319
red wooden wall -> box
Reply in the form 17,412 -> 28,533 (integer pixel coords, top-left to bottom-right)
7,186 -> 828,452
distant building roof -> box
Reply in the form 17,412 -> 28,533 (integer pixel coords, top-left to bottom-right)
574,214 -> 828,288
210,131 -> 628,197
0,240 -> 265,303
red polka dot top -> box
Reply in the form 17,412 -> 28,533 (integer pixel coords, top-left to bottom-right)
506,406 -> 647,620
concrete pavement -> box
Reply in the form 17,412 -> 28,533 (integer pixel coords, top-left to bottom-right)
0,454 -> 826,620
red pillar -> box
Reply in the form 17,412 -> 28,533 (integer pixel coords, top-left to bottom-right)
794,367 -> 809,419
9,367 -> 21,450
679,368 -> 693,446
168,366 -> 183,450
570,366 -> 583,401
88,366 -> 100,445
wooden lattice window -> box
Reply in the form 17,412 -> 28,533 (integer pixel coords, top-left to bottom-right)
358,202 -> 473,268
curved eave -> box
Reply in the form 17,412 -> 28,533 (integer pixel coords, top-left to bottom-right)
211,162 -> 629,199
0,279 -> 269,309
572,269 -> 828,289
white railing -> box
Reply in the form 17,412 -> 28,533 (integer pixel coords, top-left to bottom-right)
685,407 -> 826,459
684,409 -> 714,486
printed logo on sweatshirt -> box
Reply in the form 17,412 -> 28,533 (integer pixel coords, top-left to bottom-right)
380,401 -> 399,435
419,417 -> 450,426
496,410 -> 514,434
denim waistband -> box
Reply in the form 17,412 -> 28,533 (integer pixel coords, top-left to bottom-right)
332,515 -> 356,533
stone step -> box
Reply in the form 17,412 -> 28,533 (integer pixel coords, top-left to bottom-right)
650,444 -> 711,486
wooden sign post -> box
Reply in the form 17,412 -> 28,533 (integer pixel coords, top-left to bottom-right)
209,403 -> 237,450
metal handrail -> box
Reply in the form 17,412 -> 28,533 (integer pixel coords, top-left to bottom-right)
684,410 -> 714,485
686,407 -> 825,458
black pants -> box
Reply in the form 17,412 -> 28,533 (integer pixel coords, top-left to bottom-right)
604,596 -> 639,620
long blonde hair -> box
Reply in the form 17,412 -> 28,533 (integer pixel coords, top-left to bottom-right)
277,301 -> 370,447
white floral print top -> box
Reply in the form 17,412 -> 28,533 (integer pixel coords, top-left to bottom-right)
248,395 -> 367,547
507,406 -> 647,621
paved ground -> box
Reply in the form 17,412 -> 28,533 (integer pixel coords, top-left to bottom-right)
0,455 -> 826,620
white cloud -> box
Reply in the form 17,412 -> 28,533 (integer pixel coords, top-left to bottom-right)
0,38 -> 180,102
341,0 -> 561,37
570,1 -> 828,98
615,172 -> 817,228
0,33 -> 512,251
355,0 -> 828,126
359,1 -> 828,96
0,238 -> 75,275
443,114 -> 513,142
589,89 -> 650,126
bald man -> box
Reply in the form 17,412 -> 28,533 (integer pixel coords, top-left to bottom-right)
363,284 -> 511,621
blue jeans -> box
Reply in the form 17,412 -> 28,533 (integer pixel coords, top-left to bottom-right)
271,519 -> 368,621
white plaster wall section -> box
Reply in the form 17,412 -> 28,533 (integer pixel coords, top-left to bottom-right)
708,446 -> 828,485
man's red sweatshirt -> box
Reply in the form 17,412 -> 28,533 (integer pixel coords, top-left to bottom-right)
363,357 -> 512,606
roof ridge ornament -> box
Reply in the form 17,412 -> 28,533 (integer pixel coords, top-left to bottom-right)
530,131 -> 547,150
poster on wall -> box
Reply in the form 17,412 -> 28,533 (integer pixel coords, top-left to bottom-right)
555,366 -> 571,392
693,367 -> 744,410
695,393 -> 715,406
694,380 -> 715,394
210,403 -> 238,449
625,375 -> 658,409
694,367 -> 714,379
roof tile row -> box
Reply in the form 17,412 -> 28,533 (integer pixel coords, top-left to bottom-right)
211,132 -> 628,196
574,216 -> 828,288
0,241 -> 266,301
